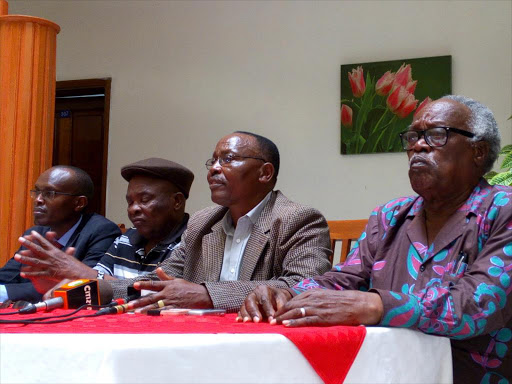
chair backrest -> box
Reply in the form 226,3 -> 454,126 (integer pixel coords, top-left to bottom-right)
327,219 -> 368,265
117,223 -> 127,234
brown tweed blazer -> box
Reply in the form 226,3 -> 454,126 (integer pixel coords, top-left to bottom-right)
111,190 -> 332,312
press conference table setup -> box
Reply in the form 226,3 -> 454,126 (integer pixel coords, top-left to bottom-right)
0,311 -> 452,384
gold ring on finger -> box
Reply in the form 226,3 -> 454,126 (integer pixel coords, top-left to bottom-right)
157,300 -> 165,308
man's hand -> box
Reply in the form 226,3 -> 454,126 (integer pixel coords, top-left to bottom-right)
238,285 -> 293,323
15,231 -> 97,287
42,279 -> 73,300
271,289 -> 383,327
127,268 -> 214,313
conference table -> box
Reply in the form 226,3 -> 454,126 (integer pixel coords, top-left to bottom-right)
0,311 -> 452,384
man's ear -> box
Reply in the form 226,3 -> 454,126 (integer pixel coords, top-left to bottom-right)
172,192 -> 186,210
74,196 -> 88,212
472,141 -> 489,170
258,163 -> 275,184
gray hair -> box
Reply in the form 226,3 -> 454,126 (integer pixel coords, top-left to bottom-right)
443,95 -> 501,173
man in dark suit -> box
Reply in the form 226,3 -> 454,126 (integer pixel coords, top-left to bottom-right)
0,166 -> 120,303
109,132 -> 332,312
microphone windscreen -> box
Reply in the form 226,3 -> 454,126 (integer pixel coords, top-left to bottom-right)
97,280 -> 114,304
54,279 -> 114,309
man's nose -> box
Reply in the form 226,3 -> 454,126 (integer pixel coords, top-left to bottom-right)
127,202 -> 141,215
411,135 -> 431,152
208,161 -> 222,176
34,193 -> 45,205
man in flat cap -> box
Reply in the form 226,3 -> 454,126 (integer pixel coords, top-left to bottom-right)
109,132 -> 332,312
16,158 -> 194,291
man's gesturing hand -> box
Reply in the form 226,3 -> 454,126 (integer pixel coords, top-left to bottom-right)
272,289 -> 384,327
15,231 -> 95,292
237,285 -> 293,323
127,268 -> 214,313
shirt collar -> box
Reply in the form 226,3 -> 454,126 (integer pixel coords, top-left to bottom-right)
456,178 -> 493,215
406,178 -> 491,218
56,215 -> 83,247
222,191 -> 273,235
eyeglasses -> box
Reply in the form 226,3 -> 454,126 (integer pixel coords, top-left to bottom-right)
205,154 -> 267,170
30,189 -> 81,200
399,126 -> 475,150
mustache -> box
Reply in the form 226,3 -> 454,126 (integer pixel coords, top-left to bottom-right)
208,177 -> 225,184
409,154 -> 431,166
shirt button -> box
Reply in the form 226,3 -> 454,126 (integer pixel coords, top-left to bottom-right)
236,239 -> 241,243
230,268 -> 235,273
419,265 -> 426,272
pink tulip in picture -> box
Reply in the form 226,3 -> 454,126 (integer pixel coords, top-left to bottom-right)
340,55 -> 451,154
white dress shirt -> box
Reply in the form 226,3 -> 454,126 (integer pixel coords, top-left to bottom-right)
219,192 -> 272,281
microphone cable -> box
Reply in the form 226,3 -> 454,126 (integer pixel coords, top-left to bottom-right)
0,310 -> 21,315
0,300 -> 32,315
0,304 -> 113,324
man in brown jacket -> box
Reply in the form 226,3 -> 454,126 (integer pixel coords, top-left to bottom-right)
113,131 -> 332,312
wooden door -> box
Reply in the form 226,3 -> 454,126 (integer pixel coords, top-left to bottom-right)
53,79 -> 111,215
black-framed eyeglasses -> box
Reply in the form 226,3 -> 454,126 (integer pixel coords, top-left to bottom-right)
205,154 -> 267,170
398,126 -> 475,150
30,189 -> 82,200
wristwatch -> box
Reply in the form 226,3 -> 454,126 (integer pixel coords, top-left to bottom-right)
96,270 -> 105,280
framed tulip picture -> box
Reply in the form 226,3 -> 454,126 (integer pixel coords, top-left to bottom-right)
340,55 -> 451,154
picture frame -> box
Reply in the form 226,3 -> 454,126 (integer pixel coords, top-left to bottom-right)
340,55 -> 452,154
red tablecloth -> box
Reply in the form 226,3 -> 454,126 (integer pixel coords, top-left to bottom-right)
0,309 -> 366,384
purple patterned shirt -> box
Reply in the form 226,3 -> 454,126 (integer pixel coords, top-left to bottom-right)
294,179 -> 512,384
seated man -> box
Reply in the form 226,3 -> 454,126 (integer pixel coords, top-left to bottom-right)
0,166 -> 121,303
108,131 -> 332,312
240,96 -> 512,383
16,158 -> 193,290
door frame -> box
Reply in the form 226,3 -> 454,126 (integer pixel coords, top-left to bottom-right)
55,78 -> 111,215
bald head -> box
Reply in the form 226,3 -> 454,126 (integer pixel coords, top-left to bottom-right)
49,165 -> 94,200
32,166 -> 92,236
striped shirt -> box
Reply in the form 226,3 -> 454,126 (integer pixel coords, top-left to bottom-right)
94,214 -> 188,279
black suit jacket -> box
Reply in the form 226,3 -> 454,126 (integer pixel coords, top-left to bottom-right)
0,213 -> 121,302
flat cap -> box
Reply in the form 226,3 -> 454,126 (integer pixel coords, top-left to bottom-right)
121,158 -> 194,198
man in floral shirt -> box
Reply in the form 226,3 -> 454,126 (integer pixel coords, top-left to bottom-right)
239,95 -> 512,384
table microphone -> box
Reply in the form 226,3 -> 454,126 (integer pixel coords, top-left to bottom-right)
53,279 -> 113,309
18,297 -> 64,314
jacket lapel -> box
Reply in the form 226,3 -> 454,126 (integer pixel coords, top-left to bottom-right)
202,219 -> 226,281
65,214 -> 91,248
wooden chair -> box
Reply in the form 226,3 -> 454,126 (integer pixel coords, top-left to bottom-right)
117,223 -> 127,234
327,219 -> 368,265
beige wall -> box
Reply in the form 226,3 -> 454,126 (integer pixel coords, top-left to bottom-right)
11,0 -> 512,224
